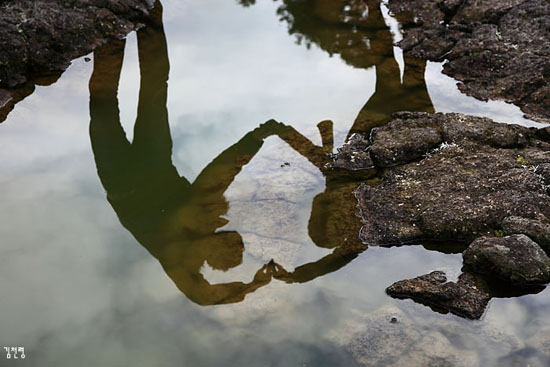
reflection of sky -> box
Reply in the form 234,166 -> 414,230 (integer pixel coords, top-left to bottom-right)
0,0 -> 548,366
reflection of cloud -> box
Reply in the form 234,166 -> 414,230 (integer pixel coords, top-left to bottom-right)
426,62 -> 547,128
1,0 -> 549,366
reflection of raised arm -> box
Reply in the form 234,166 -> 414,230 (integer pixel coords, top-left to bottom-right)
90,0 -> 188,251
273,121 -> 333,170
274,246 -> 363,284
131,1 -> 174,167
192,120 -> 284,195
168,262 -> 278,305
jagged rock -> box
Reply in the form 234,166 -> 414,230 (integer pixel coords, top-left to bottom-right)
329,133 -> 373,170
463,234 -> 550,285
368,117 -> 442,167
365,111 -> 544,168
0,0 -> 150,88
535,163 -> 550,186
386,271 -> 491,319
354,112 -> 550,246
388,0 -> 550,122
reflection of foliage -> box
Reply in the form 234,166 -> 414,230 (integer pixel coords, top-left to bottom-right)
238,0 -> 257,7
276,0 -> 320,49
238,0 -> 388,70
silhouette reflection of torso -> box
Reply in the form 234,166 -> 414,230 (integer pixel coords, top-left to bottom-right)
90,0 -> 435,303
90,2 -> 281,305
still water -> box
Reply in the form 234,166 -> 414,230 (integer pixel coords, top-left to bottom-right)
1,0 -> 549,366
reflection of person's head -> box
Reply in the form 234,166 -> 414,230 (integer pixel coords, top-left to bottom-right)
195,231 -> 245,271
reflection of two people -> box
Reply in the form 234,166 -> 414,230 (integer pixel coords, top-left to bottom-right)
90,0 -> 436,304
90,1 -> 286,305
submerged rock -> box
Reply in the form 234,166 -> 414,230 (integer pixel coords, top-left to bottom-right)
353,112 -> 550,246
386,271 -> 491,319
333,303 -> 533,365
463,235 -> 550,285
388,0 -> 550,122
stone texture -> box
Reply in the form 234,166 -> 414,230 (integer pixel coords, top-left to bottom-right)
329,133 -> 374,171
463,234 -> 550,285
353,112 -> 550,246
388,0 -> 550,122
502,216 -> 550,255
386,271 -> 491,319
0,0 -> 151,122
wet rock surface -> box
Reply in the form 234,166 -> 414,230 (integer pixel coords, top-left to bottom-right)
386,271 -> 491,319
352,112 -> 550,246
463,234 -> 550,285
329,133 -> 374,171
0,0 -> 151,122
388,0 -> 550,122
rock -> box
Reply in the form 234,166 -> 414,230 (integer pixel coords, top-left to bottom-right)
388,0 -> 550,122
0,0 -> 152,121
502,216 -> 550,255
535,163 -> 550,185
366,111 -> 541,168
329,133 -> 374,170
354,112 -> 550,246
368,117 -> 442,167
386,271 -> 491,319
463,234 -> 550,285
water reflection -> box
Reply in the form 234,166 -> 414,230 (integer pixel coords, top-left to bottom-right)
89,0 -> 439,305
271,0 -> 434,135
91,0 -> 544,318
90,2 -> 287,305
246,0 -> 434,281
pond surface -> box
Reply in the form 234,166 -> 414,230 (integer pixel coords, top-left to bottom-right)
1,0 -> 549,366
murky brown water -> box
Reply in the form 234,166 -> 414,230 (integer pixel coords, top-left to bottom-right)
1,0 -> 549,366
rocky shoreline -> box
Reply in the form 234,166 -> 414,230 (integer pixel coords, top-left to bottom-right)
387,0 -> 550,123
331,111 -> 550,318
0,0 -> 151,122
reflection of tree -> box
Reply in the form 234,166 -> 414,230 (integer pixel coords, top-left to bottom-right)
89,1 -> 284,306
